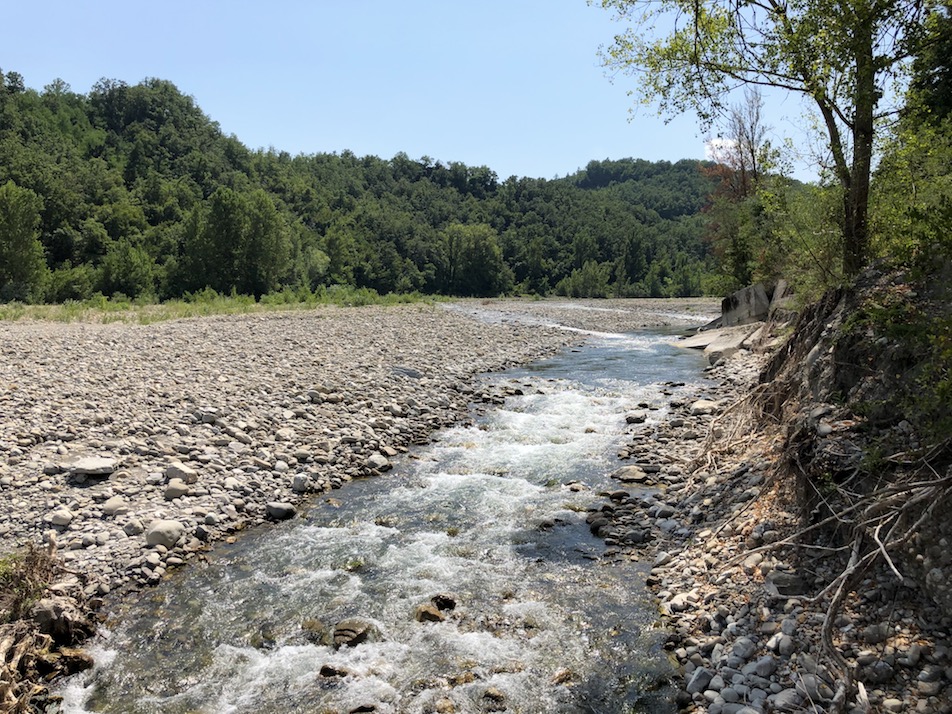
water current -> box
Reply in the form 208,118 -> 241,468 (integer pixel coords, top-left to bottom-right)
59,324 -> 709,714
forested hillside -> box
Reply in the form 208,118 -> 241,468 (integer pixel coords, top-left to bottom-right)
0,71 -> 722,303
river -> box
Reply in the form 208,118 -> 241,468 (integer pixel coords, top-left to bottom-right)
58,324 -> 709,714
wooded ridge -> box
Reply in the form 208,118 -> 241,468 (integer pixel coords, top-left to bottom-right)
0,72 -> 733,303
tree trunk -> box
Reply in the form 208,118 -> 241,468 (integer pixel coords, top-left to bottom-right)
844,12 -> 876,277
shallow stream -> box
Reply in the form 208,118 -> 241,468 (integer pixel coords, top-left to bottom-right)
59,326 -> 708,714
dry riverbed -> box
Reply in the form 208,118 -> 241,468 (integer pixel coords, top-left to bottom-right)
0,298 -> 716,601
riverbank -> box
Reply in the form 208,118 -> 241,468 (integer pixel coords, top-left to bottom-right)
0,297 -> 719,708
590,324 -> 952,713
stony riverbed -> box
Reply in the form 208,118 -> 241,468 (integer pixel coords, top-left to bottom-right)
0,298 -> 714,603
9,296 -> 946,714
588,348 -> 952,714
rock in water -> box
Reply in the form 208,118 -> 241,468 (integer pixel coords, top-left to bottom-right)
366,452 -> 392,471
415,603 -> 446,622
431,593 -> 457,611
266,502 -> 296,520
301,618 -> 330,645
31,596 -> 94,645
332,618 -> 380,648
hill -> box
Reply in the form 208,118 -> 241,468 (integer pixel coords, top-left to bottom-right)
0,71 -> 721,303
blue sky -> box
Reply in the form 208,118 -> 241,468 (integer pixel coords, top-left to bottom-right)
6,1 -> 816,181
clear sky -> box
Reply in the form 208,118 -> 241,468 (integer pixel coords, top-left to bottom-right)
5,1 -> 817,181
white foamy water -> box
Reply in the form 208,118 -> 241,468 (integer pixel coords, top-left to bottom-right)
58,330 -> 708,714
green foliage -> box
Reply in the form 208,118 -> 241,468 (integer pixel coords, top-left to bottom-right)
0,180 -> 48,301
870,4 -> 952,275
909,2 -> 952,123
761,184 -> 844,302
99,237 -> 155,298
0,71 -> 725,305
842,283 -> 952,446
442,223 -> 513,296
556,260 -> 612,297
595,0 -> 935,277
872,118 -> 952,273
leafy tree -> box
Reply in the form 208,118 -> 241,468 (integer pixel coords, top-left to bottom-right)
322,216 -> 360,286
442,223 -> 512,296
99,237 -> 155,298
595,0 -> 935,277
909,2 -> 952,122
0,70 -> 722,302
0,180 -> 47,301
241,189 -> 291,297
556,260 -> 612,297
871,3 -> 952,271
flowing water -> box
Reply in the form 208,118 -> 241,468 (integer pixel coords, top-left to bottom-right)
59,327 -> 709,714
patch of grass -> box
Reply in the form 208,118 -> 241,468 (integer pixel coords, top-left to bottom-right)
0,286 -> 441,324
0,545 -> 60,623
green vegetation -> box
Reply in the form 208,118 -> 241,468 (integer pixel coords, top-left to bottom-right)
2,0 -> 948,312
595,0 -> 951,300
0,546 -> 59,623
0,71 -> 723,306
597,0 -> 934,279
0,285 -> 437,324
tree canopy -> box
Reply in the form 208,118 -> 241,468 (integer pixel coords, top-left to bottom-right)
595,0 -> 937,277
0,70 -> 725,302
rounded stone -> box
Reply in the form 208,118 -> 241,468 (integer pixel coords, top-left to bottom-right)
164,478 -> 189,500
145,519 -> 185,548
266,501 -> 296,520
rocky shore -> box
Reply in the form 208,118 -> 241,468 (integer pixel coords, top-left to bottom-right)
589,337 -> 952,713
0,297 -> 721,708
0,303 -> 584,601
0,298 -> 721,594
13,294 -> 947,714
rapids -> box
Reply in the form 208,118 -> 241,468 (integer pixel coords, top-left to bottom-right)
58,328 -> 708,714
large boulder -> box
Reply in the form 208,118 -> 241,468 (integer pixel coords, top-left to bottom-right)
721,283 -> 771,327
144,519 -> 185,548
679,324 -> 761,364
30,596 -> 94,646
